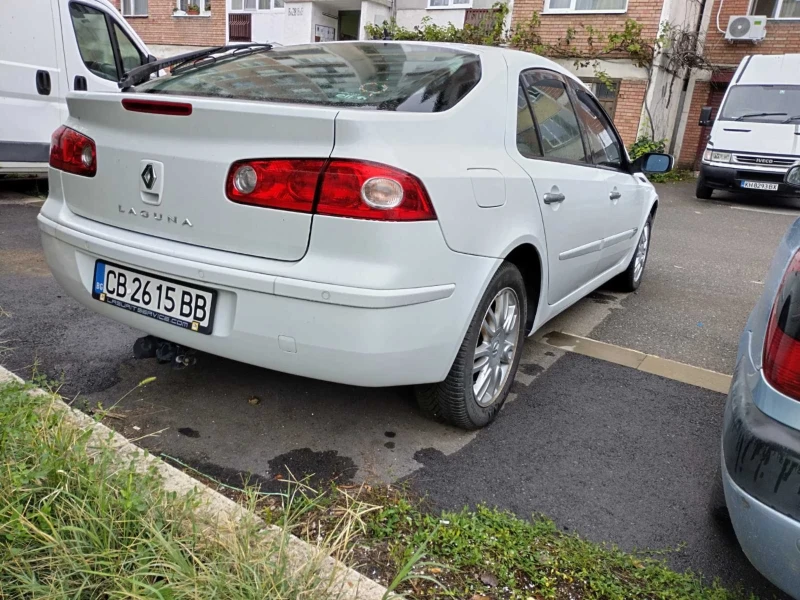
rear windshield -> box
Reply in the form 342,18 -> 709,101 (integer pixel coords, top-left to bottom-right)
719,85 -> 800,122
136,42 -> 481,112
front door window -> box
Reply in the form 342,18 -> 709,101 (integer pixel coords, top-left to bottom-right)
114,22 -> 146,73
70,3 -> 118,81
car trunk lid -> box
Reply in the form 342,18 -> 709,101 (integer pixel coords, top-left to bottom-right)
61,93 -> 338,261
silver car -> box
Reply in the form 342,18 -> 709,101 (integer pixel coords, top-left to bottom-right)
721,165 -> 800,599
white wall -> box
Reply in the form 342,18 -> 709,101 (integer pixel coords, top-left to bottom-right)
251,11 -> 286,43
551,58 -> 649,81
395,8 -> 466,29
282,1 -> 315,44
358,0 -> 391,38
644,0 -> 704,143
311,3 -> 338,40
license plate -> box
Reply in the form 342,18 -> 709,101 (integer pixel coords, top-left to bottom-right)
92,261 -> 216,334
741,180 -> 779,191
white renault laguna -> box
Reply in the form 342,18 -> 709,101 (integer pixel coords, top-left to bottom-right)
40,41 -> 671,429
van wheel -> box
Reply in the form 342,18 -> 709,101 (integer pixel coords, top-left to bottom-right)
415,262 -> 526,430
696,179 -> 713,200
614,217 -> 651,292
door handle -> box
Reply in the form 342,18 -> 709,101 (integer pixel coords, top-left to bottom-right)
543,192 -> 565,204
609,190 -> 622,200
35,70 -> 51,96
74,75 -> 88,91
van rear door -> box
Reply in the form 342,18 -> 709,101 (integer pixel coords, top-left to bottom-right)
0,0 -> 64,170
58,0 -> 151,94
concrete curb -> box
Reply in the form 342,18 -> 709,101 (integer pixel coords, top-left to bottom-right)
0,366 -> 396,600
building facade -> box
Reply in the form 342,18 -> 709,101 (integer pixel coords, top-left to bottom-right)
118,0 -> 799,166
678,0 -> 800,167
116,0 -> 392,53
509,0 -> 705,148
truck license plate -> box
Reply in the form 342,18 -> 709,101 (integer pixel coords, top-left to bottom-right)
741,181 -> 779,191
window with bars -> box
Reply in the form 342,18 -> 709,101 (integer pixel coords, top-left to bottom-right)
544,0 -> 627,12
122,0 -> 148,16
750,0 -> 800,19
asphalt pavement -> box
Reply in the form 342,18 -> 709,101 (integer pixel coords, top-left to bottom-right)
409,352 -> 777,596
591,183 -> 800,374
1,179 -> 798,598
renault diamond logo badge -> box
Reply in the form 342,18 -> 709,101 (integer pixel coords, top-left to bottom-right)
141,164 -> 157,190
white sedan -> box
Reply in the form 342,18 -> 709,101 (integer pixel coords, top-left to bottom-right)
40,41 -> 671,429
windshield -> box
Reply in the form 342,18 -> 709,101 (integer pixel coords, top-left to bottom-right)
719,85 -> 800,122
136,42 -> 482,113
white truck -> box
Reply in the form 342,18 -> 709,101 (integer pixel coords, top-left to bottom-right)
696,53 -> 800,200
0,0 -> 153,174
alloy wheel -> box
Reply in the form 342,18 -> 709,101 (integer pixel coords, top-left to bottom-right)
473,287 -> 521,407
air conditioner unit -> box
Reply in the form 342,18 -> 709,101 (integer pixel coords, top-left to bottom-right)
725,15 -> 767,41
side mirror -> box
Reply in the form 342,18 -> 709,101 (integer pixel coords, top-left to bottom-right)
633,152 -> 674,174
148,54 -> 159,63
786,164 -> 800,188
699,106 -> 714,127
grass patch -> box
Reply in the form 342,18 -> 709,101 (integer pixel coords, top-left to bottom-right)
0,379 -> 756,600
649,169 -> 696,184
268,485 -> 756,600
0,381 -> 378,599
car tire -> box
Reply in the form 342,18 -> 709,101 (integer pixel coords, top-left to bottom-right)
614,216 -> 652,292
696,178 -> 713,200
415,262 -> 527,430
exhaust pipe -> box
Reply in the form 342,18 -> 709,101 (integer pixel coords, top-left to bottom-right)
133,335 -> 196,370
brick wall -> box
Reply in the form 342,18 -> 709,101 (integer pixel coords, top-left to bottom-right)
613,79 -> 647,145
677,79 -> 730,168
677,80 -> 710,167
117,0 -> 226,47
703,0 -> 800,67
511,0 -> 665,55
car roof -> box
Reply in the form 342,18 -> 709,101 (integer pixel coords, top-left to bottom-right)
738,54 -> 800,86
317,41 -> 585,87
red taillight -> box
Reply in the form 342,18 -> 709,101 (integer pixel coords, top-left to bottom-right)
226,159 -> 325,212
49,126 -> 96,177
122,98 -> 193,116
225,159 -> 436,222
318,160 -> 436,221
764,251 -> 800,399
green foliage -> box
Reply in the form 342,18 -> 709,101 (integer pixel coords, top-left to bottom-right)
366,3 -> 658,84
0,382 -> 350,599
364,2 -> 509,46
361,488 -> 751,600
628,135 -> 667,161
649,169 -> 696,184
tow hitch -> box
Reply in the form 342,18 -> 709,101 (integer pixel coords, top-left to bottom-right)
133,336 -> 197,370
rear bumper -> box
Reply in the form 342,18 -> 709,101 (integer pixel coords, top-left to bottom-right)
722,466 -> 800,600
38,207 -> 497,387
699,163 -> 800,195
722,348 -> 800,598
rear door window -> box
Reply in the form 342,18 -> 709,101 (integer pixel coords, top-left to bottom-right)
520,71 -> 587,163
137,43 -> 482,112
70,3 -> 118,81
516,83 -> 542,158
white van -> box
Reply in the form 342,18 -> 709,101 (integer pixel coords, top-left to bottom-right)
696,54 -> 800,200
0,0 -> 153,174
